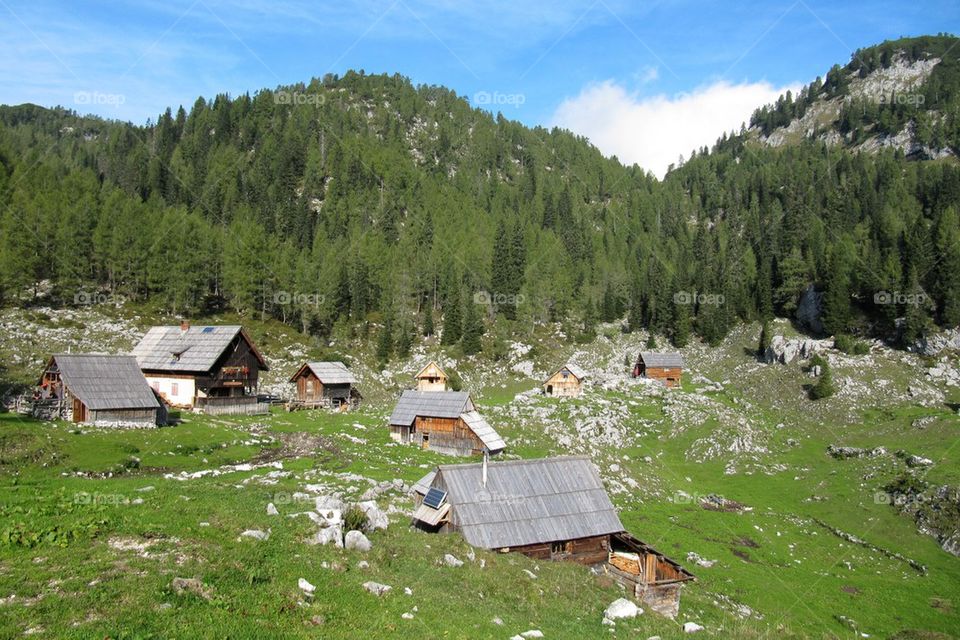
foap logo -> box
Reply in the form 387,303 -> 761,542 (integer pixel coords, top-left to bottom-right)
874,290 -> 927,306
274,291 -> 325,306
73,491 -> 128,505
873,491 -> 928,507
673,290 -> 724,306
74,290 -> 126,306
473,91 -> 526,108
274,91 -> 325,106
74,91 -> 126,107
473,488 -> 526,506
473,290 -> 524,306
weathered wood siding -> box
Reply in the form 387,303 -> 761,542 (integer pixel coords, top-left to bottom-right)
508,535 -> 610,565
411,415 -> 484,456
543,370 -> 582,397
636,365 -> 682,388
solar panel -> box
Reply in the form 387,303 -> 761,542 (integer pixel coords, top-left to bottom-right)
202,327 -> 215,333
423,487 -> 447,509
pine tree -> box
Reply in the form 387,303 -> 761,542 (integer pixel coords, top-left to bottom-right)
758,320 -> 771,359
810,360 -> 836,399
422,304 -> 434,337
441,295 -> 462,345
645,333 -> 657,349
395,322 -> 413,359
376,315 -> 393,365
461,296 -> 484,354
672,300 -> 691,348
822,243 -> 853,336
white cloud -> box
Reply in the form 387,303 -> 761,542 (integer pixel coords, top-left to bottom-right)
550,78 -> 801,178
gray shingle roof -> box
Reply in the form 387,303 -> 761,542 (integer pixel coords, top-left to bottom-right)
412,470 -> 437,496
639,351 -> 684,368
427,456 -> 624,549
388,390 -> 471,427
50,354 -> 159,411
460,411 -> 506,452
298,361 -> 356,385
548,363 -> 587,381
132,325 -> 267,373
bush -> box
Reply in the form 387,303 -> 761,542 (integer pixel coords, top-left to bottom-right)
834,334 -> 869,355
343,505 -> 368,532
447,370 -> 463,392
810,362 -> 836,400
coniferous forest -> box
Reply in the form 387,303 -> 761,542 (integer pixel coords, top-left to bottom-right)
1,35 -> 959,352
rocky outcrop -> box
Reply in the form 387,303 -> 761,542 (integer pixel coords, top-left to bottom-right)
764,334 -> 829,364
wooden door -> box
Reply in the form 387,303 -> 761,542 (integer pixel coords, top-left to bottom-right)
72,397 -> 86,423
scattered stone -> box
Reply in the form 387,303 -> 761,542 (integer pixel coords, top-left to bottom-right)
357,560 -> 369,569
683,622 -> 704,633
131,497 -> 144,505
240,529 -> 270,541
311,524 -> 343,547
522,569 -> 537,579
358,501 -> 389,531
686,552 -> 716,568
905,454 -> 934,468
298,578 -> 315,595
404,587 -> 413,596
362,581 -> 392,596
492,617 -> 503,625
345,530 -> 372,552
444,553 -> 464,567
402,612 -> 414,619
171,577 -> 213,600
136,486 -> 155,492
521,631 -> 544,639
604,598 -> 641,620
267,503 -> 279,516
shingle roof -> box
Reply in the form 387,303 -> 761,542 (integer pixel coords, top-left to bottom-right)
49,354 -> 159,411
639,351 -> 684,368
426,456 -> 624,549
291,361 -> 356,385
548,363 -> 587,382
131,325 -> 267,373
412,470 -> 437,496
460,411 -> 506,452
388,390 -> 471,427
415,361 -> 448,379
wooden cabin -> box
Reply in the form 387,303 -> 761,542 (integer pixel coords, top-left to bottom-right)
131,322 -> 269,415
411,456 -> 693,618
288,361 -> 361,410
543,364 -> 587,397
389,390 -> 504,456
415,361 -> 448,391
632,352 -> 684,388
34,354 -> 165,427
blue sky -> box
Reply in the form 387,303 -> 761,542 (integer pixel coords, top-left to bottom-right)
1,0 -> 957,175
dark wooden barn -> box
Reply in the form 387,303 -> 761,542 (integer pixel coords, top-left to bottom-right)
131,322 -> 269,415
288,361 -> 361,410
389,390 -> 505,456
632,351 -> 684,388
412,456 -> 693,617
35,354 -> 165,427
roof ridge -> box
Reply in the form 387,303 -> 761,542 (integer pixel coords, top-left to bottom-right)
437,455 -> 592,471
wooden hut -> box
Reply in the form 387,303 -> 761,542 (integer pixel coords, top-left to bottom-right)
411,456 -> 693,618
132,322 -> 269,415
543,364 -> 587,397
288,361 -> 361,410
632,352 -> 683,388
415,361 -> 448,391
388,390 -> 504,456
35,354 -> 165,427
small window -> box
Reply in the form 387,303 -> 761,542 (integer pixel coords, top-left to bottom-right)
171,382 -> 179,395
551,541 -> 571,554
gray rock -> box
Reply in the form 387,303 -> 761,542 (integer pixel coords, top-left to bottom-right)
362,581 -> 392,596
604,598 -> 641,620
520,631 -> 544,639
240,529 -> 270,541
298,578 -> 315,595
345,530 -> 372,552
683,622 -> 704,633
443,553 -> 464,567
358,500 -> 389,531
311,524 -> 343,547
266,503 -> 279,516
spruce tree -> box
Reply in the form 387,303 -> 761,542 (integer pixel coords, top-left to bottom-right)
422,304 -> 434,337
441,295 -> 462,345
758,320 -> 771,359
376,315 -> 393,365
461,296 -> 484,354
672,301 -> 691,348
